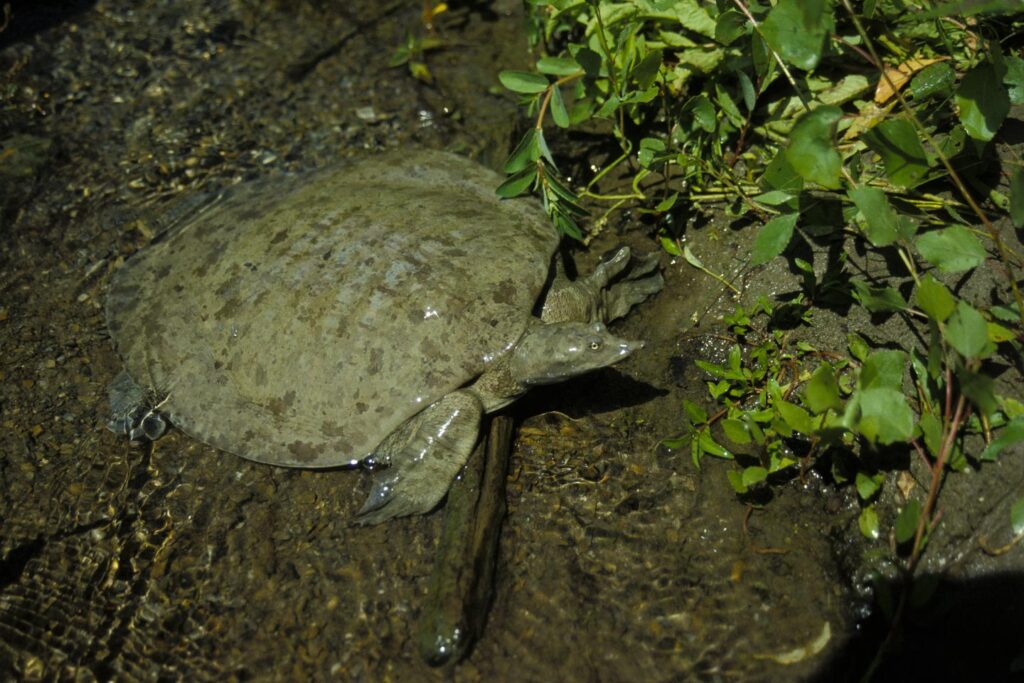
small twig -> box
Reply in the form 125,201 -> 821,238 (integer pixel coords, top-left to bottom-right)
909,393 -> 966,573
742,506 -> 790,555
979,531 -> 1024,556
534,72 -> 584,130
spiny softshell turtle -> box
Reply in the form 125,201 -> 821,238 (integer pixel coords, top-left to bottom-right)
106,149 -> 662,523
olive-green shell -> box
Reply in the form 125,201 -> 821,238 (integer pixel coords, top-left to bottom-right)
106,150 -> 558,466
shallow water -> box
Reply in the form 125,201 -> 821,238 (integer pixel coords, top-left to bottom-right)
2,1 -> 1022,681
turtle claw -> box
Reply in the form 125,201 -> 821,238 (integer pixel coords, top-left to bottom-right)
132,409 -> 168,443
355,466 -> 447,525
108,405 -> 168,446
107,370 -> 169,445
354,469 -> 403,524
354,391 -> 483,525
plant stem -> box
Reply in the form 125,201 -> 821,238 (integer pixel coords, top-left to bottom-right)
534,72 -> 584,130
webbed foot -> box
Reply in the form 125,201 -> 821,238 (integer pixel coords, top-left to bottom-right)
595,247 -> 664,322
356,391 -> 483,525
542,246 -> 663,325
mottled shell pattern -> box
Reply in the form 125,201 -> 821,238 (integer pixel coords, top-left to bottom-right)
106,150 -> 558,467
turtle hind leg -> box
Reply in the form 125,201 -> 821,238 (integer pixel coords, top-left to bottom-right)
355,391 -> 483,525
107,370 -> 169,444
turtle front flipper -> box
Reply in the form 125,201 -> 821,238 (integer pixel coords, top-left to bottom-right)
356,391 -> 483,525
107,370 -> 169,444
600,248 -> 664,322
542,246 -> 663,325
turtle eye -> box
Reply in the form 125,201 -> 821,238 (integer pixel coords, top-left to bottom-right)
588,339 -> 602,351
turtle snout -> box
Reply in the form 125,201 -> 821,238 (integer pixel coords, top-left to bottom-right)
618,338 -> 644,356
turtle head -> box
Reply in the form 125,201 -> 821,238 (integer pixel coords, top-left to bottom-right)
510,321 -> 643,386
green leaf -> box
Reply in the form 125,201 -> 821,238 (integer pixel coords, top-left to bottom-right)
722,418 -> 752,445
638,137 -> 667,169
536,56 -> 581,76
745,415 -> 767,446
918,412 -> 944,459
847,333 -> 870,362
915,227 -> 987,273
1010,168 -> 1024,228
715,9 -> 747,45
751,29 -> 772,82
1012,495 -> 1024,536
937,125 -> 967,160
862,118 -> 930,188
859,506 -> 880,540
751,213 -> 798,265
742,466 -> 768,488
926,323 -> 943,379
535,131 -> 556,168
855,471 -> 882,500
660,434 -> 690,451
860,350 -> 906,391
915,274 -> 956,322
499,70 -> 550,94
684,94 -> 716,133
989,321 -> 1016,344
695,359 -> 727,379
910,62 -> 955,100
991,303 -> 1021,323
552,212 -> 583,240
762,147 -> 804,193
945,300 -> 989,358
656,193 -> 678,212
708,380 -> 729,399
1005,397 -> 1024,418
753,190 -> 796,206
660,235 -> 681,256
947,440 -> 967,472
956,64 -> 1011,141
957,366 -> 998,417
504,129 -> 539,173
594,94 -> 622,118
698,430 -> 732,458
1006,55 -> 1024,104
847,186 -> 916,247
390,43 -> 411,67
715,86 -> 744,128
805,363 -> 842,414
786,106 -> 843,190
727,343 -> 742,374
851,279 -> 908,313
849,387 -> 915,445
908,349 -> 931,397
777,399 -> 813,434
683,399 -> 708,425
631,50 -> 662,90
495,167 -> 536,198
726,470 -> 747,493
573,46 -> 601,77
550,86 -> 570,128
895,499 -> 921,544
545,172 -> 583,211
760,0 -> 833,71
569,98 -> 594,125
